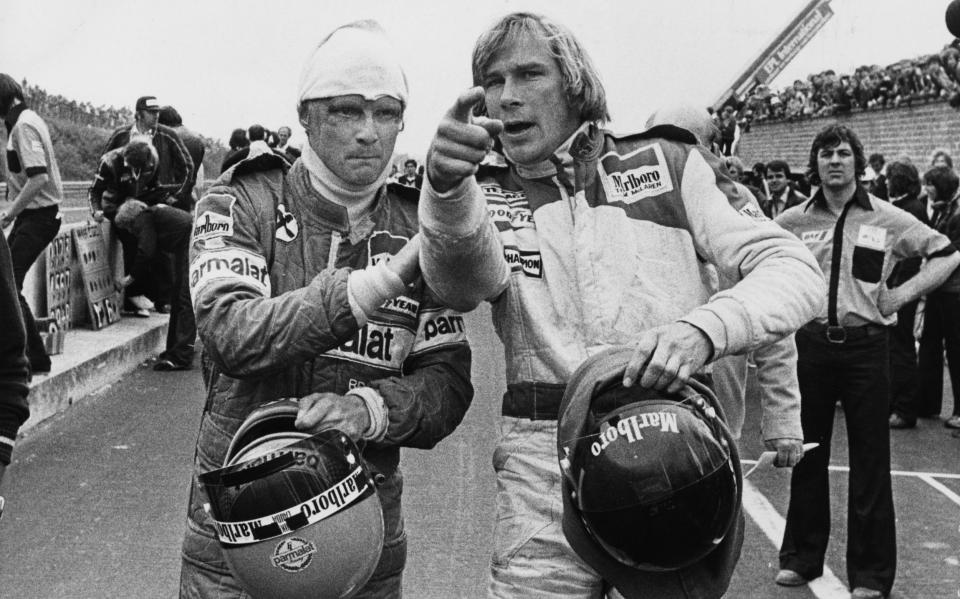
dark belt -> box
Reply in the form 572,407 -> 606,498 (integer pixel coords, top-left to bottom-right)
802,321 -> 888,344
501,383 -> 566,420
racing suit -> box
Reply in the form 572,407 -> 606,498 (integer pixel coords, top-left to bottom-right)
180,153 -> 473,598
419,123 -> 825,598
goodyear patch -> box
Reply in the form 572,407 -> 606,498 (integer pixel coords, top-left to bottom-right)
189,248 -> 271,297
598,143 -> 674,204
411,308 -> 467,355
379,295 -> 420,320
484,186 -> 534,231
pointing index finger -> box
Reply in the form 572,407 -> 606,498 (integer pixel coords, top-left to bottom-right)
448,86 -> 485,123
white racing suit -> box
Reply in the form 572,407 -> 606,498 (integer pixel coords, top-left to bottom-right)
418,123 -> 825,598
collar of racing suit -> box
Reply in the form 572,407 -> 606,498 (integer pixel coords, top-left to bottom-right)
301,143 -> 391,223
510,121 -> 594,183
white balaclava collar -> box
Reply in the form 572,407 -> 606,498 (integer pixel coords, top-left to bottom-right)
298,20 -> 408,216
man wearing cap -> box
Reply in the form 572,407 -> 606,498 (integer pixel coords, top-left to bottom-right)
102,95 -> 193,314
103,95 -> 194,209
418,12 -> 825,598
179,20 -> 473,599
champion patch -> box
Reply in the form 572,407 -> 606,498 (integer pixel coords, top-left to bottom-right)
503,246 -> 542,278
598,143 -> 674,204
275,204 -> 299,242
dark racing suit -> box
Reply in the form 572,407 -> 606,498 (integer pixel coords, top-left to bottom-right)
180,153 -> 473,598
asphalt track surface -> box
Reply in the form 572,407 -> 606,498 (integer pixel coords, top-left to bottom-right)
0,305 -> 958,598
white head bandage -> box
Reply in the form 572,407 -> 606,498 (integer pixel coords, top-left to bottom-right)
298,20 -> 408,106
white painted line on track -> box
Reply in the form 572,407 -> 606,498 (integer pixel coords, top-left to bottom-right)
741,460 -> 960,479
741,479 -> 850,598
917,474 -> 960,508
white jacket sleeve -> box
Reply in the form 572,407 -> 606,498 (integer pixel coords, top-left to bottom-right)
677,150 -> 826,357
418,176 -> 510,312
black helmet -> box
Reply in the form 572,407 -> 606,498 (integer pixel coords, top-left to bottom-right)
557,347 -> 743,596
200,399 -> 384,599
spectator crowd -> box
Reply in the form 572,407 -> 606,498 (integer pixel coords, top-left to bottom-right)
728,41 -> 960,132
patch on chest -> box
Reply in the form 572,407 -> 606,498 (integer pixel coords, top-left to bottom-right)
856,224 -> 887,251
275,203 -> 299,243
598,143 -> 675,204
368,231 -> 410,266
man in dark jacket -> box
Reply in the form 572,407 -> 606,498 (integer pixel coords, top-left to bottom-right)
885,160 -> 930,429
0,232 -> 30,487
103,95 -> 194,210
762,160 -> 807,219
158,105 -> 206,211
115,199 -> 194,370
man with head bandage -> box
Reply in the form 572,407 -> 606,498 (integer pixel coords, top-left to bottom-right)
178,20 -> 473,599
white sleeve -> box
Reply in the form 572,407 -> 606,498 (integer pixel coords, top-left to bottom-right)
677,150 -> 826,357
418,176 -> 509,311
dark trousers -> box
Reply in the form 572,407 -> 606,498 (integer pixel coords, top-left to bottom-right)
917,291 -> 960,418
159,249 -> 195,365
889,299 -> 920,421
780,329 -> 896,595
6,206 -> 60,369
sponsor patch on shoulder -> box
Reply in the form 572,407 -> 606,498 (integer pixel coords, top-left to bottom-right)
598,143 -> 674,204
738,203 -> 769,222
189,248 -> 271,296
193,195 -> 236,245
411,308 -> 467,354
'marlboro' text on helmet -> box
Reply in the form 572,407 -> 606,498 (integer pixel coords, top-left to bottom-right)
557,347 -> 744,598
200,399 -> 384,599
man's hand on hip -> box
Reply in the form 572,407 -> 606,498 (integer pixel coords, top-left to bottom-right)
426,86 -> 503,194
623,322 -> 714,393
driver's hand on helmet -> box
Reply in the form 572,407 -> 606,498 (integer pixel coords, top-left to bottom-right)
295,392 -> 371,441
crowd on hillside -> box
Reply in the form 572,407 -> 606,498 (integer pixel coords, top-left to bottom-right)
730,41 -> 960,129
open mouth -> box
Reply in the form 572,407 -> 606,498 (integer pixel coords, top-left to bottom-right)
503,121 -> 535,135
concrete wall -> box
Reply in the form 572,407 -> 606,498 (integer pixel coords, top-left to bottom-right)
736,99 -> 960,173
